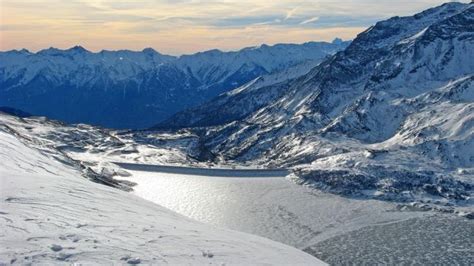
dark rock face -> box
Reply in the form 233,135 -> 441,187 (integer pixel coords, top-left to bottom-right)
0,107 -> 32,118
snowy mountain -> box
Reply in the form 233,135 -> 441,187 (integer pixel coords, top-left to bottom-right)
0,40 -> 349,129
158,2 -> 474,207
1,104 -> 472,265
3,2 -> 473,264
0,113 -> 323,264
155,61 -> 322,129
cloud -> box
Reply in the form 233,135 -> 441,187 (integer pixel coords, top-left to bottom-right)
210,15 -> 283,28
2,0 -> 468,54
285,7 -> 298,20
300,17 -> 319,25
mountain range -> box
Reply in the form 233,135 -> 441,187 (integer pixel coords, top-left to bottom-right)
0,39 -> 349,129
158,2 -> 474,204
1,2 -> 473,207
1,2 -> 473,264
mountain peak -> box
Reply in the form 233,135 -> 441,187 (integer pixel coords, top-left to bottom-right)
37,47 -> 61,55
37,46 -> 89,55
203,48 -> 223,54
332,38 -> 344,45
142,47 -> 157,54
67,45 -> 89,53
11,48 -> 31,54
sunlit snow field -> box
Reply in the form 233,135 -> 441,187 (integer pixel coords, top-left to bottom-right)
117,166 -> 474,264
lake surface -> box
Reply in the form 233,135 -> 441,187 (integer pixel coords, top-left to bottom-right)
117,164 -> 474,264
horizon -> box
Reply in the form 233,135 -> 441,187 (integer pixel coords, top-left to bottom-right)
0,37 -> 347,56
1,0 -> 469,55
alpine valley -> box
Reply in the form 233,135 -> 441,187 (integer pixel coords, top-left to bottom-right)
0,39 -> 348,129
1,1 -> 473,265
159,1 -> 474,207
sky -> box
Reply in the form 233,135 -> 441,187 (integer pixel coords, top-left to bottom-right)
0,0 -> 468,55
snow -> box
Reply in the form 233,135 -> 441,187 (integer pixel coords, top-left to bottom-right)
153,2 -> 474,211
0,113 -> 199,174
0,40 -> 349,128
0,127 -> 324,265
0,86 -> 472,263
398,27 -> 428,44
0,2 -> 473,263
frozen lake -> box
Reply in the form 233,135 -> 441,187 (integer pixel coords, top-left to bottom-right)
117,164 -> 474,264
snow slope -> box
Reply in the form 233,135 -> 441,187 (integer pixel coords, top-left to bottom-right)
0,112 -> 205,190
0,121 -> 324,264
0,109 -> 471,265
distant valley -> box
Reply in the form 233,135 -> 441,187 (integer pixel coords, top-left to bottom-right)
0,39 -> 349,129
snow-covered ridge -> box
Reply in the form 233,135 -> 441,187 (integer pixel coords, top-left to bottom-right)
0,39 -> 349,129
155,60 -> 322,129
156,2 -> 474,211
2,111 -> 472,265
0,113 -> 324,265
